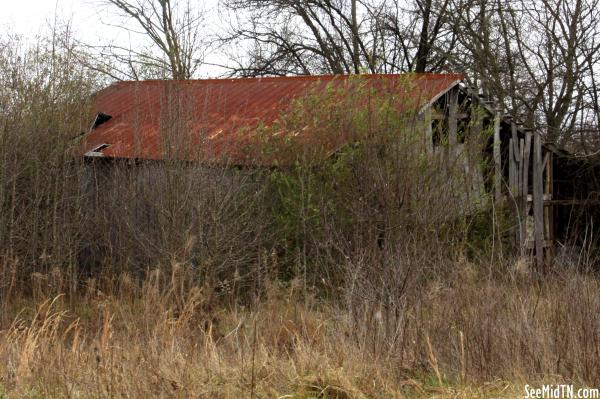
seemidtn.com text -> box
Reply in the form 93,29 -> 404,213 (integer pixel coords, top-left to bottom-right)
525,385 -> 600,399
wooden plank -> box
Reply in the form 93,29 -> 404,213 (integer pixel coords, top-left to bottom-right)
493,110 -> 502,202
525,239 -> 554,249
542,152 -> 550,174
509,139 -> 517,195
533,132 -> 544,268
431,112 -> 470,120
517,137 -> 525,250
511,122 -> 520,193
509,138 -> 519,245
547,199 -> 600,205
448,89 -> 458,147
545,151 -> 554,264
520,134 -> 531,252
469,98 -> 484,198
518,137 -> 524,196
510,120 -> 520,246
423,107 -> 433,154
527,194 -> 552,201
511,122 -> 520,158
522,133 -> 532,213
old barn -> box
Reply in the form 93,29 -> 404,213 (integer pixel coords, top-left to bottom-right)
80,74 -> 595,267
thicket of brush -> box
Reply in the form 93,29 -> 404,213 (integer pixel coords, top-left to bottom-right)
2,33 -> 600,398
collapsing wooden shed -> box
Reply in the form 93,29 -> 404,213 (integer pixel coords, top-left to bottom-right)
80,73 -> 585,266
433,83 -> 600,267
413,80 -> 556,266
422,81 -> 595,267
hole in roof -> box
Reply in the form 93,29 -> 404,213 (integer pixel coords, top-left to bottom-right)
92,112 -> 112,129
93,144 -> 110,152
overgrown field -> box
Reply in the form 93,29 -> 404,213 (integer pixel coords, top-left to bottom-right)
2,263 -> 600,398
2,31 -> 600,398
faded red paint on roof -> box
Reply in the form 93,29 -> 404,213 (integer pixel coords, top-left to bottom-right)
82,73 -> 463,165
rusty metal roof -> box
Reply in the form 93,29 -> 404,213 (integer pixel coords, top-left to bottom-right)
82,73 -> 463,165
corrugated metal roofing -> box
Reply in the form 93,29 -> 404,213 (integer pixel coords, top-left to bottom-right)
82,73 -> 463,165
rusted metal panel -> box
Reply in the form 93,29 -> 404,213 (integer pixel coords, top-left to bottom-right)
82,74 -> 463,165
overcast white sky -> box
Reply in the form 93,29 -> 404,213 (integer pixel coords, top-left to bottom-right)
2,0 -> 226,77
3,1 -> 103,40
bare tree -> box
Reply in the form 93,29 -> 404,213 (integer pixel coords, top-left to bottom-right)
449,0 -> 600,144
92,0 -> 207,80
220,0 -> 458,76
221,0 -> 370,75
377,0 -> 457,73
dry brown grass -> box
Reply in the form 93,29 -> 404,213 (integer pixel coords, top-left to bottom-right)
0,261 -> 599,398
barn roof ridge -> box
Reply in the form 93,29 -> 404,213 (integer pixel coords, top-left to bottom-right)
107,72 -> 464,84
